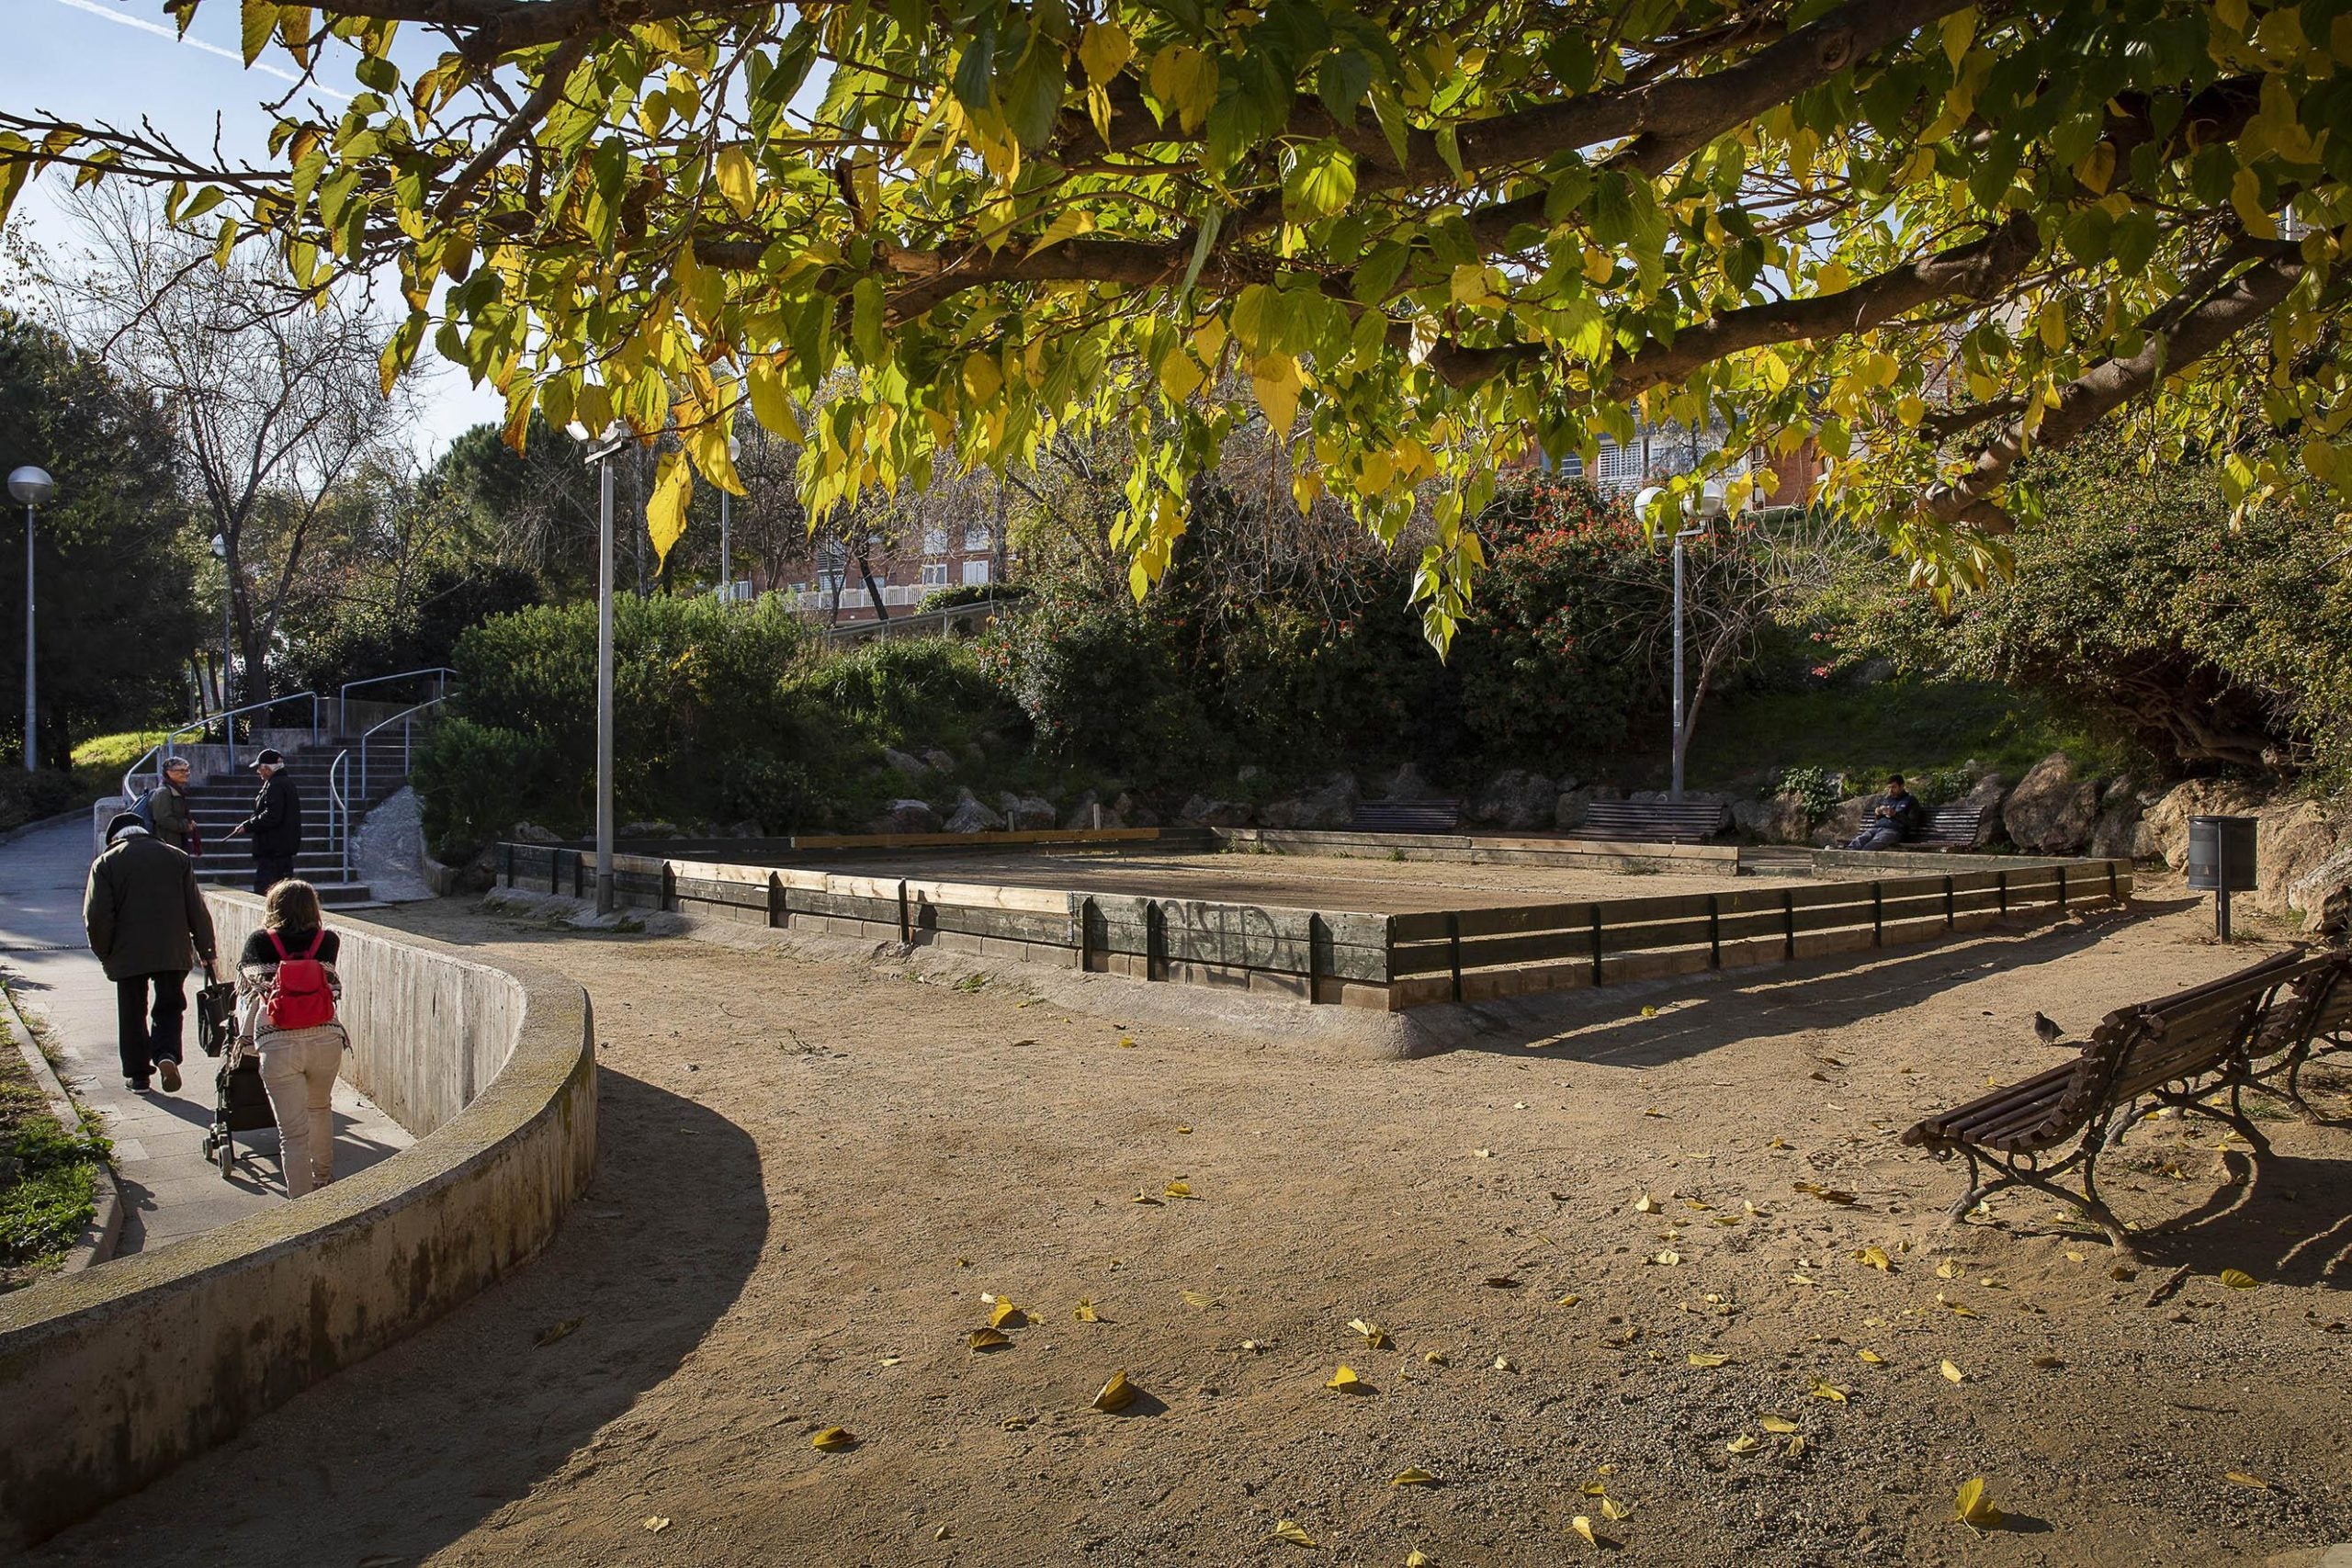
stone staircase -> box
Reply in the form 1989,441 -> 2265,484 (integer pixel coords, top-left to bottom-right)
182,739 -> 398,907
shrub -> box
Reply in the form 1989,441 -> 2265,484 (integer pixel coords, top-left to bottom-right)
413,718 -> 566,859
0,770 -> 79,835
1773,765 -> 1840,826
978,588 -> 1212,777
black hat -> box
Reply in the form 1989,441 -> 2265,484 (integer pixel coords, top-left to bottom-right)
251,749 -> 286,769
105,812 -> 145,842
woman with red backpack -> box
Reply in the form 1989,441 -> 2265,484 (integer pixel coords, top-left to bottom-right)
235,878 -> 346,1197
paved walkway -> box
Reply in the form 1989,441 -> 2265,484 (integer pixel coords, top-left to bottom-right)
0,816 -> 410,1255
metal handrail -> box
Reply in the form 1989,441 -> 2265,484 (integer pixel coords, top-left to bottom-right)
337,667 -> 455,736
121,691 -> 322,800
329,693 -> 450,880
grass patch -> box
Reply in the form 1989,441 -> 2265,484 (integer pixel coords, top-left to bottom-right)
1688,677 -> 2144,791
1,996 -> 111,1291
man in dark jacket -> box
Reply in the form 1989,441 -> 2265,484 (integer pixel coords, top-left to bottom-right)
84,812 -> 219,1093
227,748 -> 303,893
138,755 -> 200,857
1844,773 -> 1928,851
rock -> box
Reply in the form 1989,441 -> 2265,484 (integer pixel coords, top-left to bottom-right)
1177,794 -> 1253,828
922,748 -> 958,775
1236,764 -> 1264,786
1062,790 -> 1114,830
2088,801 -> 2142,861
944,788 -> 1005,834
2000,753 -> 2100,855
2135,779 -> 2266,869
999,792 -> 1057,831
1960,773 -> 2008,813
725,820 -> 763,839
1554,784 -> 1621,831
1114,792 -> 1160,829
883,747 -> 929,781
510,820 -> 561,845
868,798 -> 942,834
1812,796 -> 1873,848
1286,773 -> 1361,829
961,742 -> 987,771
2255,800 -> 2346,914
1382,761 -> 1440,801
1732,794 -> 1811,844
1472,768 -> 1556,831
2287,844 -> 2352,934
618,819 -> 682,839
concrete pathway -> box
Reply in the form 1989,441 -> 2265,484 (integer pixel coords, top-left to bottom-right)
0,816 -> 411,1254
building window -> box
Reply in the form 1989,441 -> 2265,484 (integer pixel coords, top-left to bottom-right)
1595,438 -> 1644,487
922,527 -> 947,557
962,559 -> 990,586
963,524 -> 991,553
919,563 -> 949,587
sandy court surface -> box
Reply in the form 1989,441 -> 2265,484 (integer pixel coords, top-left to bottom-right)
775,846 -> 1765,912
27,881 -> 2351,1567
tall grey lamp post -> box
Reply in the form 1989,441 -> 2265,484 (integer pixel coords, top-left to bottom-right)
569,422 -> 629,913
1637,480 -> 1722,804
8,466 -> 53,773
718,435 -> 738,604
209,534 -> 233,721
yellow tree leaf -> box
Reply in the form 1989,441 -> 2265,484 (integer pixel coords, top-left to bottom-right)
1941,1360 -> 1964,1383
1079,21 -> 1133,85
1164,1180 -> 1193,1200
2219,1269 -> 2258,1289
715,142 -> 757,217
1954,1475 -> 2002,1529
811,1426 -> 858,1450
1147,45 -> 1216,133
1725,1434 -> 1760,1453
1570,1516 -> 1597,1546
646,448 -> 693,567
1325,1365 -> 1364,1392
1266,1520 -> 1317,1547
1758,1414 -> 1799,1434
1348,1318 -> 1389,1349
990,1299 -> 1027,1329
1091,1371 -> 1136,1412
1812,1381 -> 1849,1402
1073,1299 -> 1099,1323
968,1326 -> 1010,1349
1391,1467 -> 1439,1486
1858,1349 -> 1884,1365
1855,1246 -> 1893,1271
1250,354 -> 1303,433
1689,1352 -> 1730,1367
2225,1471 -> 2269,1489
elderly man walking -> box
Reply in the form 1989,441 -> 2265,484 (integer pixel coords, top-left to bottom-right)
226,748 -> 303,895
138,756 -> 201,857
85,811 -> 220,1094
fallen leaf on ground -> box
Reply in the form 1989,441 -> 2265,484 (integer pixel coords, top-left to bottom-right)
877,1356 -> 900,1366
534,1317 -> 582,1348
1175,1124 -> 1192,1134
644,1517 -> 670,1533
1794,1182 -> 1857,1204
1639,1006 -> 1659,1019
1554,1292 -> 1581,1306
1644,1108 -> 1667,1118
2225,1471 -> 2269,1489
1422,1349 -> 1448,1365
1406,1552 -> 1431,1566
2030,1354 -> 2064,1368
934,1524 -> 951,1541
1689,1352 -> 1730,1367
1325,1365 -> 1365,1393
1855,1246 -> 1893,1271
1653,1250 -> 1681,1267
1493,1355 -> 1515,1371
1485,1275 -> 1523,1288
1811,1381 -> 1849,1403
1725,1434 -> 1760,1454
1391,1467 -> 1440,1486
1954,1476 -> 2002,1530
1266,1520 -> 1317,1546
1349,1318 -> 1389,1349
2220,1268 -> 2259,1290
1472,1147 -> 1493,1158
1570,1515 -> 1599,1545
990,1300 -> 1027,1330
1164,1180 -> 1194,1200
1240,1339 -> 1263,1352
968,1326 -> 1011,1350
811,1427 -> 858,1451
1118,1036 -> 1136,1048
1131,1190 -> 1162,1205
1600,1495 -> 1629,1521
1857,1349 -> 1884,1365
1767,1137 -> 1791,1149
1091,1371 -> 1136,1412
1182,1290 -> 1216,1310
1758,1414 -> 1800,1434
1634,1194 -> 1657,1213
1941,1360 -> 1964,1383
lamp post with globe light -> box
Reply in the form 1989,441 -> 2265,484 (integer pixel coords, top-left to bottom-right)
7,466 -> 54,773
210,534 -> 233,720
567,421 -> 629,913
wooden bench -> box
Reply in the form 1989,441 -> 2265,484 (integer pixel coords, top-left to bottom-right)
1912,804 -> 1996,852
1570,799 -> 1731,843
1900,949 -> 2308,1254
2245,953 -> 2352,1117
1346,799 -> 1463,834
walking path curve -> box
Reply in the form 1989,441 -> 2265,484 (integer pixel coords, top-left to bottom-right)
0,816 -> 409,1255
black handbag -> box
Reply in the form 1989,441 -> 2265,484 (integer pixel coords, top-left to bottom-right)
195,981 -> 240,1058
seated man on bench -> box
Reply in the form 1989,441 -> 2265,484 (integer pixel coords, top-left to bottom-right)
1844,773 -> 1926,851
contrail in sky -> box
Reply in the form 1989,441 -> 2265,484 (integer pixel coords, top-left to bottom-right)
48,0 -> 352,100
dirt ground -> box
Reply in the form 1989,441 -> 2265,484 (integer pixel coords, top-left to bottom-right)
26,877 -> 2351,1568
795,846 -> 1771,912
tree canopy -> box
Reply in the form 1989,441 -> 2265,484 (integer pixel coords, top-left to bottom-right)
6,0 -> 2349,645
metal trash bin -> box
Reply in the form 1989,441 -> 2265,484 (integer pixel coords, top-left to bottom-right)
2186,814 -> 2257,939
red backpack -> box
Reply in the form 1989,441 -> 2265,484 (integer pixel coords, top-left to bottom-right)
265,931 -> 336,1031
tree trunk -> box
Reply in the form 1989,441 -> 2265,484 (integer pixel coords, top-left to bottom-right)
854,547 -> 891,624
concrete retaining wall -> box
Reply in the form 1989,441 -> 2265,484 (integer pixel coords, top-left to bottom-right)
0,894 -> 595,1550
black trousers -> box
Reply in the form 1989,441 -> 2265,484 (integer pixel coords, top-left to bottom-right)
116,971 -> 187,1083
253,853 -> 298,894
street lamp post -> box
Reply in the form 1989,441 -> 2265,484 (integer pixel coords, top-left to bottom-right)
1637,481 -> 1722,804
209,534 -> 233,723
8,467 -> 54,773
569,422 -> 629,913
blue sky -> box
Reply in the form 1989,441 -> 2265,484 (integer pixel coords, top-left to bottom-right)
6,0 -> 506,457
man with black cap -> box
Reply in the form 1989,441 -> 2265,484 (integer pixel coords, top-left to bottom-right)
85,812 -> 219,1093
226,748 -> 303,894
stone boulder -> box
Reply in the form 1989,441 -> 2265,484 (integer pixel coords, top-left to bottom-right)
1113,792 -> 1159,829
2134,779 -> 2265,869
1961,773 -> 2008,813
510,820 -> 561,844
2255,800 -> 2346,914
1472,769 -> 1556,831
999,792 -> 1058,831
944,788 -> 1005,834
1062,790 -> 1123,830
922,747 -> 958,775
1554,784 -> 1621,831
2000,753 -> 2099,855
1381,761 -> 1441,801
2287,844 -> 2352,934
1732,794 -> 1811,844
619,819 -> 682,839
883,747 -> 929,782
2086,776 -> 2143,861
1812,796 -> 1873,848
1177,794 -> 1254,828
868,799 -> 942,834
1260,774 -> 1362,831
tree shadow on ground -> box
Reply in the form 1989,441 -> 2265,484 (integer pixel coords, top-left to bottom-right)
1412,907 -> 2188,1066
2097,1149 -> 2352,1291
28,1065 -> 767,1564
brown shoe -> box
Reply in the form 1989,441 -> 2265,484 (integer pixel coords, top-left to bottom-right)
157,1058 -> 182,1093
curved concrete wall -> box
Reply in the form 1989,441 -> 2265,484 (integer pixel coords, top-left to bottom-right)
0,894 -> 595,1549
